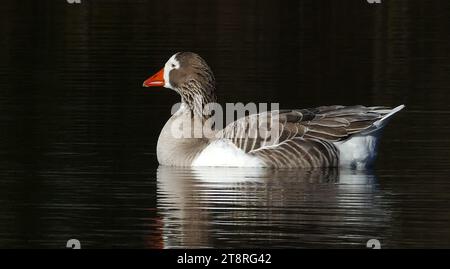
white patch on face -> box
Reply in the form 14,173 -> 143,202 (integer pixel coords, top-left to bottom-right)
163,54 -> 181,89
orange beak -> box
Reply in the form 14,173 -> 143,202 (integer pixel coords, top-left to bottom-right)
143,68 -> 165,87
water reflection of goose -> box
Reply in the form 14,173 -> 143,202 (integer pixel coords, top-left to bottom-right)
156,166 -> 391,248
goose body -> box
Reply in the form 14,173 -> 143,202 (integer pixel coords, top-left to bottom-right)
144,52 -> 404,168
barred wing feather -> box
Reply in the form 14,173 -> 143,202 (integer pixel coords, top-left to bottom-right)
217,105 -> 393,168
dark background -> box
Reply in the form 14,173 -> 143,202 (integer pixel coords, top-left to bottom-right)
0,0 -> 449,248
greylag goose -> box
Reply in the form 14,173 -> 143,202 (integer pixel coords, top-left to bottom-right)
143,52 -> 404,168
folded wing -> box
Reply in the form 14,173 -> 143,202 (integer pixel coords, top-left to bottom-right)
217,105 -> 393,168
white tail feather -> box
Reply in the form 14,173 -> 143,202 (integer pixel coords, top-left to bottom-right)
362,104 -> 405,135
337,104 -> 405,168
374,104 -> 405,127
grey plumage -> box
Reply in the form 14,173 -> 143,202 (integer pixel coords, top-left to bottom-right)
217,106 -> 395,168
148,52 -> 404,168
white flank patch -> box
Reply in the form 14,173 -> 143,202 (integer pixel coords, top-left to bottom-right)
336,105 -> 405,168
335,135 -> 378,169
192,139 -> 264,167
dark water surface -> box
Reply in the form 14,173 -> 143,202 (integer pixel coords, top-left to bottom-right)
1,0 -> 450,248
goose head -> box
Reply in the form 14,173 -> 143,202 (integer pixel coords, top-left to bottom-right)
143,52 -> 217,114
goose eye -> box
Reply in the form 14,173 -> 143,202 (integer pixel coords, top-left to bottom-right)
171,64 -> 176,68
